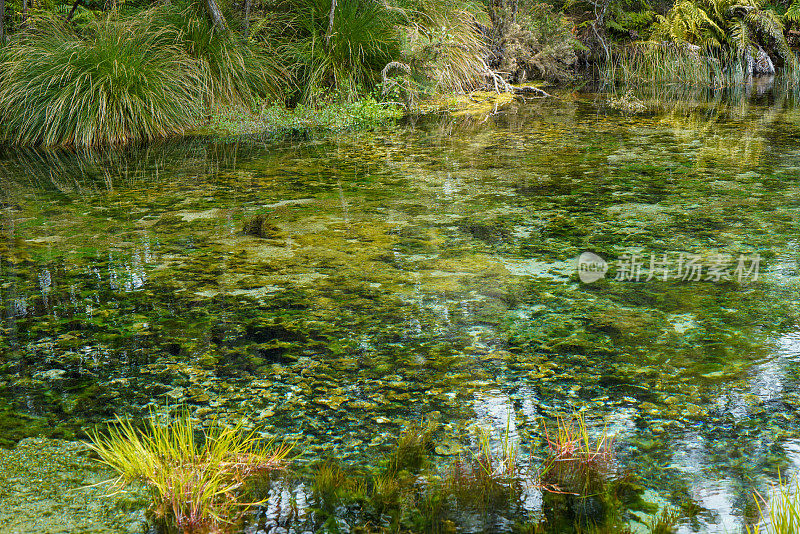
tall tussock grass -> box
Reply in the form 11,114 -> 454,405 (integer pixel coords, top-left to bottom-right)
0,14 -> 202,147
399,0 -> 490,94
88,409 -> 293,533
0,2 -> 285,148
149,2 -> 286,110
274,0 -> 404,104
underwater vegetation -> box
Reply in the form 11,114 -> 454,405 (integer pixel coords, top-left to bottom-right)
298,414 -> 677,533
83,410 -> 681,533
87,409 -> 293,533
2,90 -> 799,533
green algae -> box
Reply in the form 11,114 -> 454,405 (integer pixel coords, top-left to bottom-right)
0,438 -> 149,534
0,84 -> 799,532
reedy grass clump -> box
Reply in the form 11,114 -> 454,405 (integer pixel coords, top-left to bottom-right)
541,412 -> 615,496
748,476 -> 800,534
276,0 -> 404,104
605,42 -> 733,87
0,14 -> 202,147
87,410 -> 293,533
149,2 -> 286,110
647,505 -> 681,534
446,428 -> 523,512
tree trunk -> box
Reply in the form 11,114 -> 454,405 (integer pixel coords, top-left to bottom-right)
204,0 -> 227,30
67,0 -> 81,21
243,0 -> 251,39
489,0 -> 517,26
325,0 -> 336,46
22,0 -> 27,27
0,0 -> 5,43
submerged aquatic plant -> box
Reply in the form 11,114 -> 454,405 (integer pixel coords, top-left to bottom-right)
385,419 -> 437,474
0,14 -> 202,147
87,409 -> 293,533
647,505 -> 681,534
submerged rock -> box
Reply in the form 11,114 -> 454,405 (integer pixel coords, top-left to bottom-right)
746,46 -> 775,76
242,213 -> 282,239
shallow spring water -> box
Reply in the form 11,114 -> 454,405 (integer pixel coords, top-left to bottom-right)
0,84 -> 799,533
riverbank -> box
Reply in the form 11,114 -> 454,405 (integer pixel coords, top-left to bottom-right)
198,91 -> 523,139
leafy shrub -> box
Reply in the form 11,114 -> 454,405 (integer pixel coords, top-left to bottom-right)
490,0 -> 584,82
651,0 -> 795,71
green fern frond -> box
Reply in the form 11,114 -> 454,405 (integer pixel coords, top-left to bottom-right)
787,0 -> 800,22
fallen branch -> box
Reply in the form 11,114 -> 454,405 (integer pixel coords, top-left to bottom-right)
478,56 -> 512,94
513,85 -> 552,98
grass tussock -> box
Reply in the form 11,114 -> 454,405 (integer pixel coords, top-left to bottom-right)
274,0 -> 404,104
149,2 -> 286,109
400,0 -> 490,95
87,409 -> 293,533
0,15 -> 202,147
0,2 -> 285,148
540,412 -> 616,495
748,476 -> 800,534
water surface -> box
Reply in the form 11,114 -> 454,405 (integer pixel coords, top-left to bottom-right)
1,85 -> 799,532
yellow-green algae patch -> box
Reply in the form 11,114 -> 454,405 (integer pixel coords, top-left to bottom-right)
0,438 -> 148,534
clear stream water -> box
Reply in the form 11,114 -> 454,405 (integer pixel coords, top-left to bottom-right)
0,84 -> 799,533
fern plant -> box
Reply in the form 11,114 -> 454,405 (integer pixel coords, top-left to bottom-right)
651,0 -> 796,71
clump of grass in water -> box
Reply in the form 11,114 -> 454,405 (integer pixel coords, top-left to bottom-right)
87,409 -> 293,533
748,475 -> 800,534
385,419 -> 437,474
446,424 -> 524,513
647,506 -> 681,534
604,43 -> 736,88
540,412 -> 615,496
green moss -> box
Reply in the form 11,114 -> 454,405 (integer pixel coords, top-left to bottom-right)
203,98 -> 404,138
